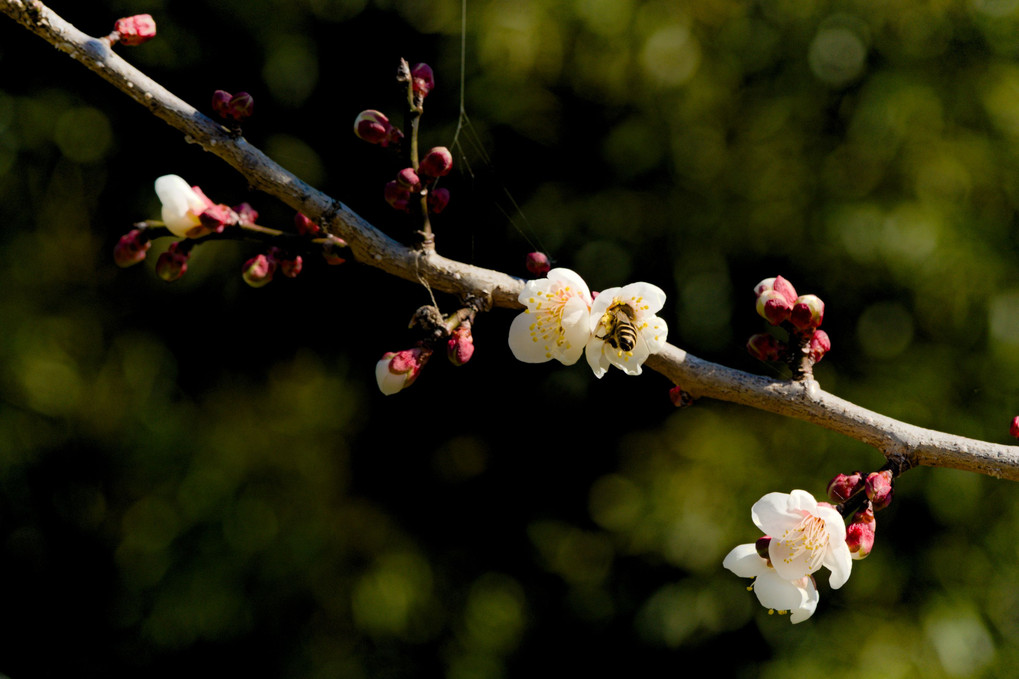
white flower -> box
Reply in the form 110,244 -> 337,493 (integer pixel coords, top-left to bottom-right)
585,281 -> 668,378
508,268 -> 593,366
723,543 -> 819,623
155,174 -> 208,237
752,489 -> 852,589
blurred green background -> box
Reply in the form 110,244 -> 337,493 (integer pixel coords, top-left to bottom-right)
3,0 -> 1019,676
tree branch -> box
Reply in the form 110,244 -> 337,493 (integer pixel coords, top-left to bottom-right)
6,0 -> 1019,481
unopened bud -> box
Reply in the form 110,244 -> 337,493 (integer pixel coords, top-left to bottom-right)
242,253 -> 276,288
227,92 -> 254,121
846,517 -> 876,560
757,289 -> 793,325
376,347 -> 432,395
826,471 -> 863,503
447,324 -> 475,366
354,109 -> 393,145
428,187 -> 450,214
747,333 -> 785,362
294,212 -> 322,236
525,252 -> 552,277
279,254 -> 303,278
113,229 -> 151,267
808,329 -> 831,363
669,385 -> 694,408
155,242 -> 190,282
112,14 -> 156,46
233,202 -> 259,227
865,470 -> 894,510
196,203 -> 238,236
419,146 -> 453,178
755,536 -> 772,560
396,167 -> 421,191
212,90 -> 233,118
754,275 -> 798,304
384,181 -> 411,211
1011,416 -> 1019,439
411,63 -> 435,98
790,294 -> 825,332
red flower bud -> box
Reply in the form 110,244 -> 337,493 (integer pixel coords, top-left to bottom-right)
669,385 -> 694,408
294,212 -> 322,236
212,90 -> 233,118
865,470 -> 894,510
113,229 -> 151,268
227,92 -> 254,121
113,14 -> 157,46
396,167 -> 421,191
1011,416 -> 1019,439
428,187 -> 450,214
756,289 -> 793,325
384,180 -> 411,212
808,329 -> 831,363
242,253 -> 276,288
411,63 -> 435,98
195,203 -> 238,236
753,276 -> 797,305
354,110 -> 393,145
419,146 -> 453,178
826,471 -> 863,503
447,324 -> 475,366
747,333 -> 785,362
279,254 -> 303,278
790,294 -> 825,332
155,242 -> 190,282
525,252 -> 551,277
846,518 -> 875,560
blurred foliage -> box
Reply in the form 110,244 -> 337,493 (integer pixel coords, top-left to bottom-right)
3,0 -> 1019,676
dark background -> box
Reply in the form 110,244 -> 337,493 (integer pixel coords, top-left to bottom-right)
2,0 -> 1019,676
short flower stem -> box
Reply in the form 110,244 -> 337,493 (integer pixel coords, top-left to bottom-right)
402,59 -> 435,252
788,333 -> 813,381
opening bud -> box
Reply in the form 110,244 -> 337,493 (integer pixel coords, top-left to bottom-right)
826,471 -> 863,503
447,324 -> 475,366
747,333 -> 785,362
419,147 -> 453,178
112,14 -> 157,46
411,63 -> 435,98
428,187 -> 450,214
756,289 -> 793,325
113,229 -> 151,268
155,242 -> 191,282
846,517 -> 876,560
376,347 -> 432,395
754,536 -> 772,561
790,294 -> 825,332
525,252 -> 551,277
808,329 -> 831,363
865,470 -> 894,510
242,253 -> 276,288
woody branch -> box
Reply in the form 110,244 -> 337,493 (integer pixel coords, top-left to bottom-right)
4,0 -> 1019,481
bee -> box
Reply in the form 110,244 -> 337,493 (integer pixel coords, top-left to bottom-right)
599,303 -> 639,352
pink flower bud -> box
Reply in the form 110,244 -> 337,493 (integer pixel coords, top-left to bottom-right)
419,147 -> 453,178
753,275 -> 797,305
756,289 -> 793,325
808,329 -> 831,363
321,241 -> 346,266
865,470 -> 894,510
411,63 -> 435,98
428,187 -> 450,214
155,242 -> 190,282
754,536 -> 772,560
227,92 -> 254,121
376,347 -> 432,395
669,385 -> 694,408
195,203 -> 238,236
113,229 -> 151,268
447,324 -> 475,366
1011,416 -> 1019,439
279,254 -> 303,278
396,167 -> 421,191
826,471 -> 863,503
525,252 -> 552,277
846,518 -> 875,560
790,294 -> 825,332
384,180 -> 411,212
294,212 -> 322,236
233,202 -> 259,227
747,333 -> 785,362
212,90 -> 233,118
354,110 -> 393,145
113,14 -> 157,46
242,253 -> 276,288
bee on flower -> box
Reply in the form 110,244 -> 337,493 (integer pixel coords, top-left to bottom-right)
585,282 -> 668,378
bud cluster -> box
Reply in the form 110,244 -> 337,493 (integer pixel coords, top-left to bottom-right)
826,468 -> 896,561
115,176 -> 350,285
212,90 -> 254,123
747,276 -> 830,379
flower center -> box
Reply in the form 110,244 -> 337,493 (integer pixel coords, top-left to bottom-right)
775,513 -> 829,571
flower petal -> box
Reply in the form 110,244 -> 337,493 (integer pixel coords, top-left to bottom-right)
823,539 -> 853,590
507,312 -> 552,363
722,543 -> 767,578
751,491 -> 808,535
585,338 -> 612,378
155,174 -> 206,237
618,281 -> 667,315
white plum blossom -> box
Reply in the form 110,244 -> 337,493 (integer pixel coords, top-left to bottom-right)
508,268 -> 594,366
751,489 -> 852,589
723,543 -> 819,623
585,281 -> 668,378
155,174 -> 209,237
